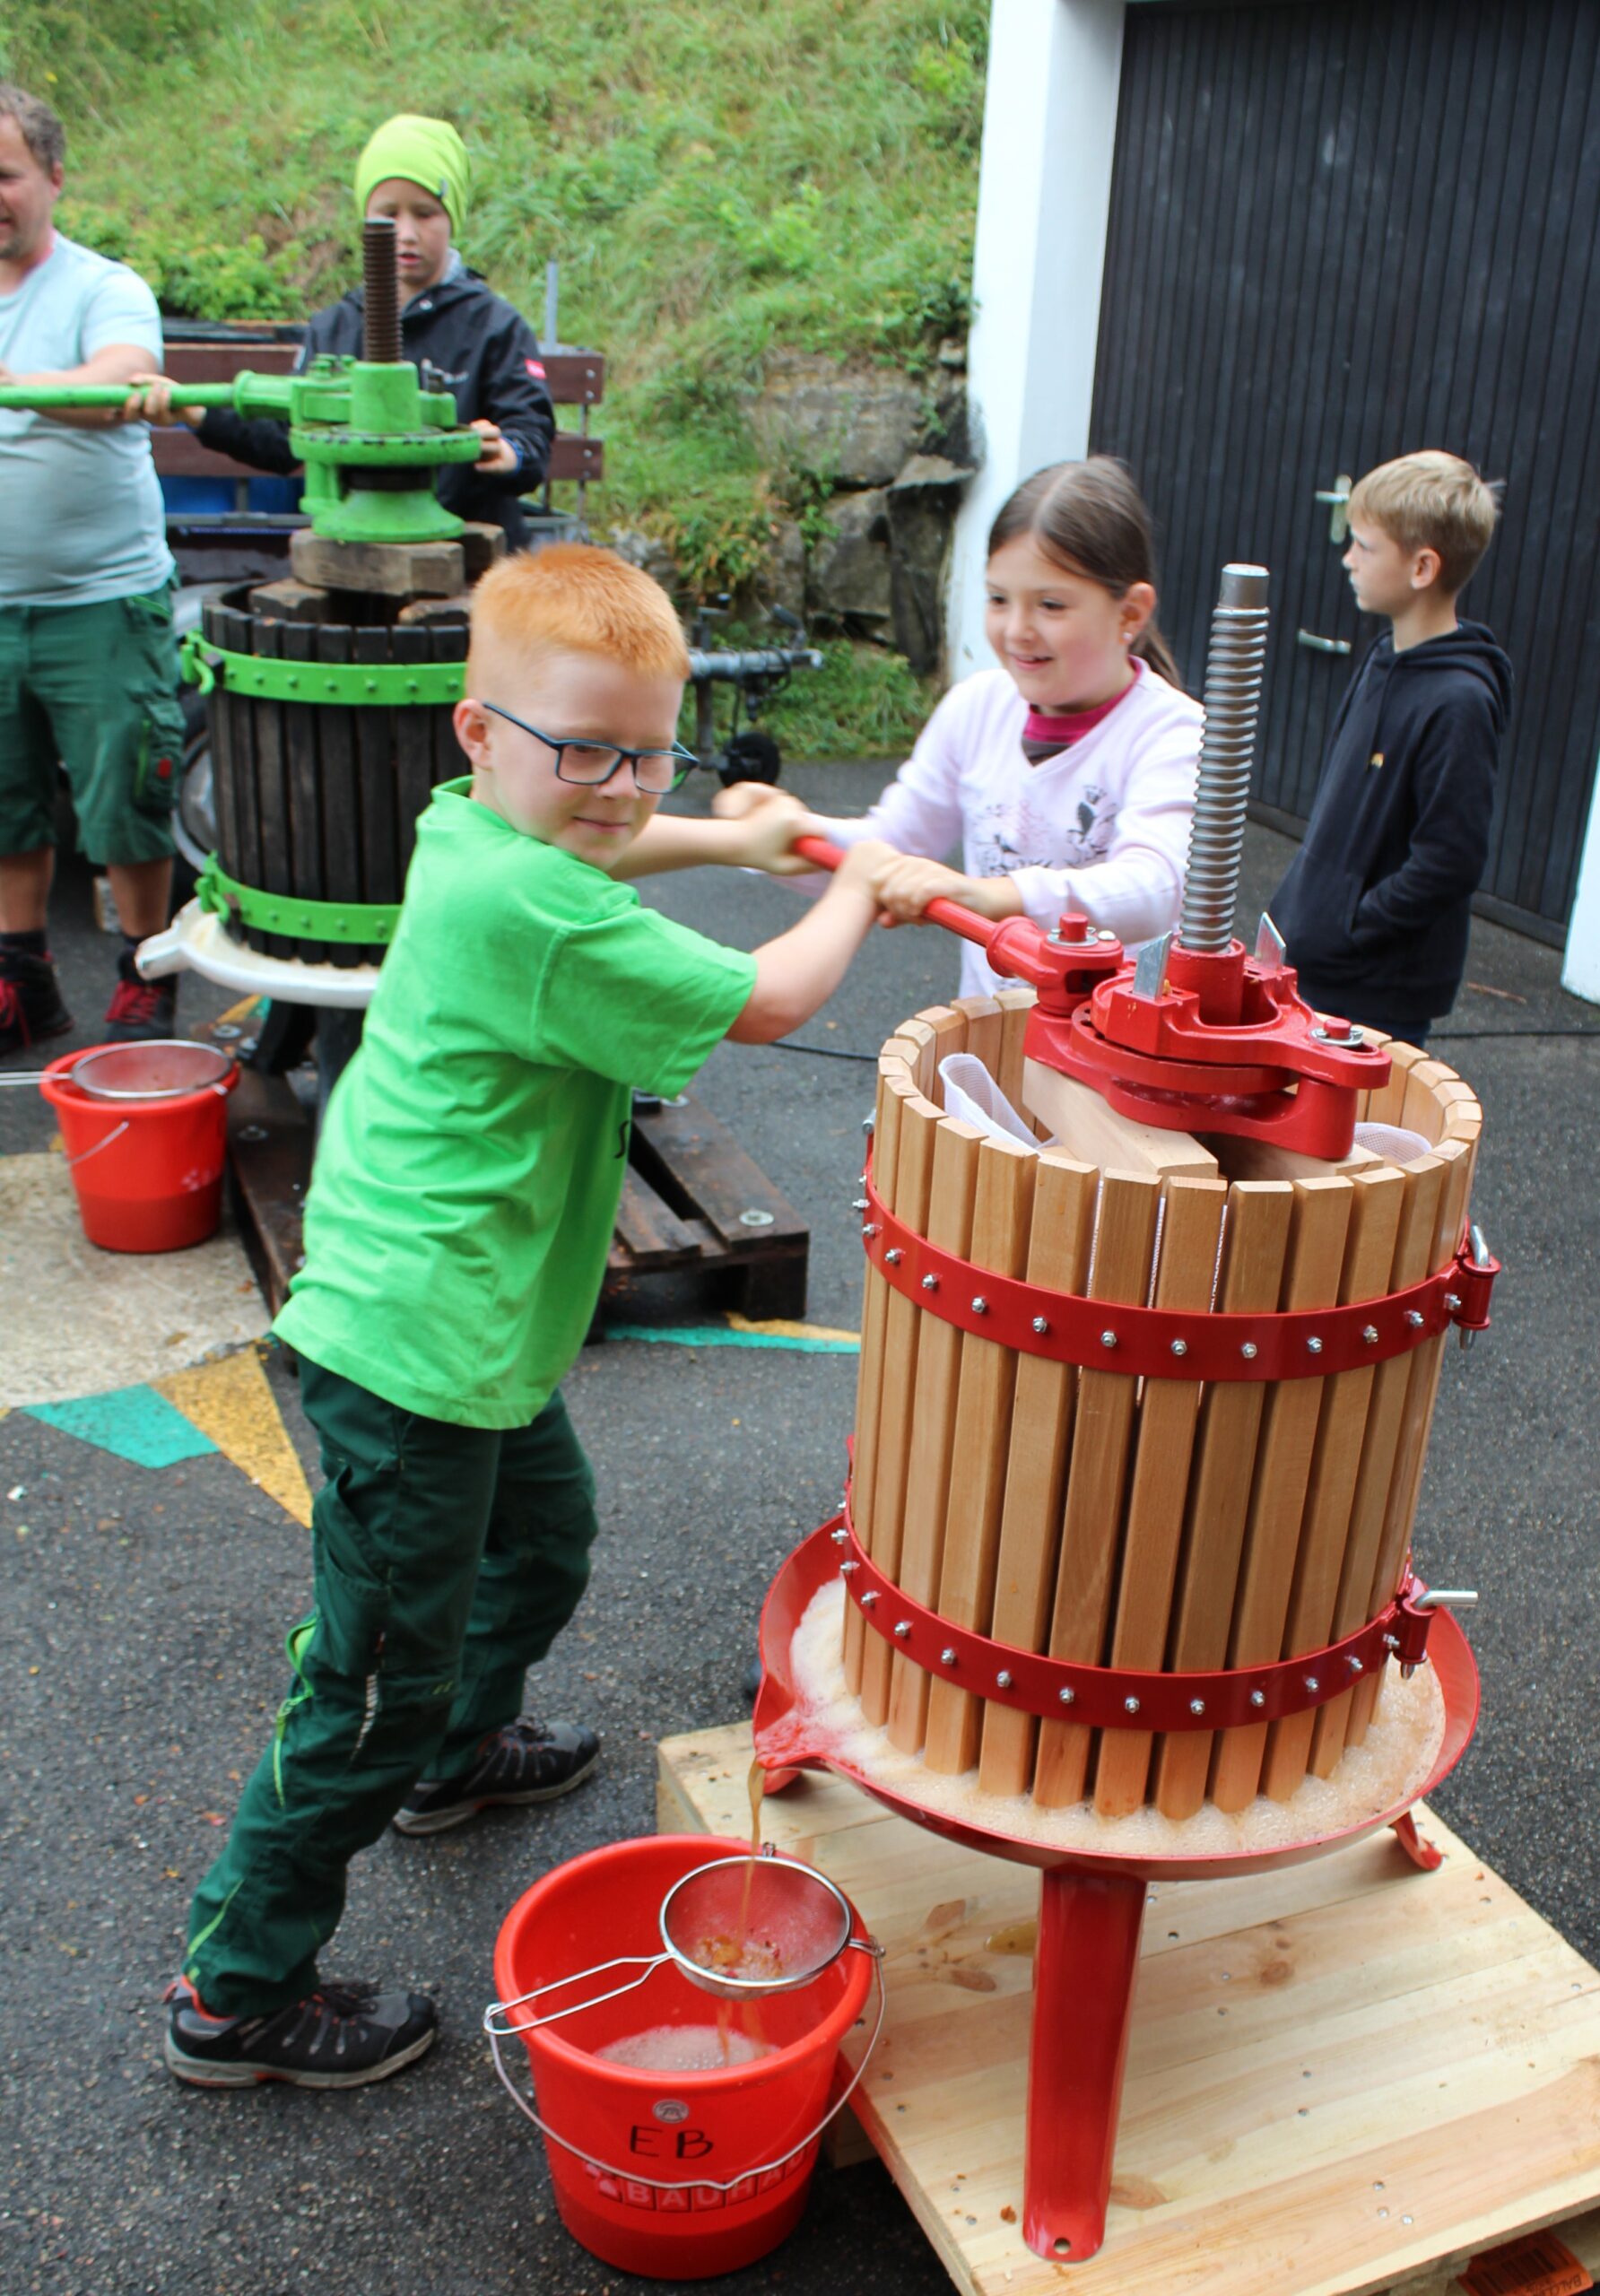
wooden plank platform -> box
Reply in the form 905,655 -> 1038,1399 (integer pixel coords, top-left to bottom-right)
602,1092 -> 809,1321
657,1721 -> 1600,2296
193,1009 -> 809,1323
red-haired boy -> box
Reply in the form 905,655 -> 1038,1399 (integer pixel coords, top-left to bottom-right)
165,546 -> 886,2089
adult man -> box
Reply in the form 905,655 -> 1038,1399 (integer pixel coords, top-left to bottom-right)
0,83 -> 182,1055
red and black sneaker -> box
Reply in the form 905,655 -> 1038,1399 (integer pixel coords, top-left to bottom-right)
163,1974 -> 438,2090
104,950 -> 177,1043
0,945 -> 73,1057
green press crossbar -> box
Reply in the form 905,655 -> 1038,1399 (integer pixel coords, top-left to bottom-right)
196,857 -> 398,945
180,634 -> 465,708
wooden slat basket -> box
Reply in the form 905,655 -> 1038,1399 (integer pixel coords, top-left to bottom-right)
844,988 -> 1482,1820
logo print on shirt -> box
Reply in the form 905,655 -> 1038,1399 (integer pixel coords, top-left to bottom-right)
526,359 -> 547,378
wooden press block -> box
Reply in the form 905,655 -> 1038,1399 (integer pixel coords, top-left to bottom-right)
1205,1135 -> 1383,1181
660,1722 -> 1600,2296
1021,1059 -> 1217,1179
290,529 -> 466,597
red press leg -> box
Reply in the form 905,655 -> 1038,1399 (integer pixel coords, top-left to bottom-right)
1391,1809 -> 1445,1871
1023,1865 -> 1149,2262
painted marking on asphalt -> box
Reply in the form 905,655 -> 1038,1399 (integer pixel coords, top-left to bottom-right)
24,1383 -> 218,1469
605,1322 -> 860,1354
726,1312 -> 861,1344
158,1344 -> 312,1527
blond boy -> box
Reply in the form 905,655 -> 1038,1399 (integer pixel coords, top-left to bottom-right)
166,545 -> 885,2090
1272,450 -> 1511,1046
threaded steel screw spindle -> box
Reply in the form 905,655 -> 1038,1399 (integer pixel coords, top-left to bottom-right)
1178,564 -> 1271,954
361,217 -> 403,364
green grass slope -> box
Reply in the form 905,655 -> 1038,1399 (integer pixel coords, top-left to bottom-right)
4,1 -> 985,753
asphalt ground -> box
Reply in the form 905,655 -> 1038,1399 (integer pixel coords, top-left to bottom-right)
2,771 -> 1596,2295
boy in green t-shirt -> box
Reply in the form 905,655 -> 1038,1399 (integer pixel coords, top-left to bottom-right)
165,544 -> 887,2091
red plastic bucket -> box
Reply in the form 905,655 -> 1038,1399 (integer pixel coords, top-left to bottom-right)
490,1835 -> 877,2279
39,1042 -> 238,1254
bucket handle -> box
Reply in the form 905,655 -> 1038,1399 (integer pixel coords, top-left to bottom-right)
64,1120 -> 131,1170
484,1952 -> 669,2035
483,1939 -> 886,2196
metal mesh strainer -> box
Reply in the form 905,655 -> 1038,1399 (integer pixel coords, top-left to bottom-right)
65,1041 -> 234,1100
485,1848 -> 879,2033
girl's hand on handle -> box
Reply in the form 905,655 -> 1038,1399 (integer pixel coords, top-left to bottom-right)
125,373 -> 205,427
870,853 -> 975,926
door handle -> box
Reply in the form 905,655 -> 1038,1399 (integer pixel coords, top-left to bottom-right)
1297,629 -> 1352,656
1313,473 -> 1352,543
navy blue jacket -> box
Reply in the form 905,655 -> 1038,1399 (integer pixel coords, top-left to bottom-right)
1270,622 -> 1512,1032
196,266 -> 556,546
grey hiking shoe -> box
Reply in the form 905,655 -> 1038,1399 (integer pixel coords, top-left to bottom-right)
392,1718 -> 601,1837
163,1975 -> 438,2090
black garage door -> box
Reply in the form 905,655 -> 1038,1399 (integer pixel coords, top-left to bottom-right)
1089,0 -> 1600,942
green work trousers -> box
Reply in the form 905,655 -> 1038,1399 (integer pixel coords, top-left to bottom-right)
183,1360 -> 598,2015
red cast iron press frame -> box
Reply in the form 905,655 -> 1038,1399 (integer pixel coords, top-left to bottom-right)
754,569 -> 1496,2261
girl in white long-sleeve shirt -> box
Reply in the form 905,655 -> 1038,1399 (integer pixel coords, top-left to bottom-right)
721,458 -> 1204,1001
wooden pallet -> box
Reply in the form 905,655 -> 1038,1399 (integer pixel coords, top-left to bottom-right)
194,1013 -> 809,1323
603,1092 -> 808,1321
657,1721 -> 1600,2296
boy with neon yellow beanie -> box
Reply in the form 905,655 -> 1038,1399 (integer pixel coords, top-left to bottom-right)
146,113 -> 554,544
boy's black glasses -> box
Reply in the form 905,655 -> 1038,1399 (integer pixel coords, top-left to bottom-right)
479,701 -> 699,794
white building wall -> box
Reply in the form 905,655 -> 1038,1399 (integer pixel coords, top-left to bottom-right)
946,0 -> 1128,683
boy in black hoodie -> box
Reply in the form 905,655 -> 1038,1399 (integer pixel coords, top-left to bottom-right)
1271,451 -> 1511,1048
135,116 -> 554,546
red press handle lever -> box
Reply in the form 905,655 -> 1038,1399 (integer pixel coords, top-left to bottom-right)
792,832 -> 999,952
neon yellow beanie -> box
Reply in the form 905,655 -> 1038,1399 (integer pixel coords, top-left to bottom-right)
353,115 -> 471,237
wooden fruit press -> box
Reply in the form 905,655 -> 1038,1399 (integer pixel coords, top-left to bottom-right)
752,568 -> 1500,2266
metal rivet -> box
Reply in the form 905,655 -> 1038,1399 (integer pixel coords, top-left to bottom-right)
885,1248 -> 903,1265
1240,1341 -> 1257,1360
1405,1309 -> 1424,1328
1443,1292 -> 1461,1311
1032,1316 -> 1049,1336
970,1296 -> 988,1315
1249,1690 -> 1266,1709
996,1669 -> 1013,1690
1307,1336 -> 1324,1355
1382,1632 -> 1399,1650
365,678 -> 378,693
863,1222 -> 879,1239
830,1527 -> 848,1546
1124,1696 -> 1141,1715
1189,1698 -> 1205,1717
862,1115 -> 874,1134
1348,1656 -> 1363,1674
1170,1338 -> 1187,1358
1100,1330 -> 1117,1350
921,1274 -> 939,1292
1304,1676 -> 1319,1694
940,1648 -> 958,1667
839,1561 -> 858,1574
852,1197 -> 869,1212
893,1621 -> 912,1640
1058,1686 -> 1075,1706
740,1208 -> 775,1228
1363,1325 -> 1379,1344
861,1591 -> 879,1608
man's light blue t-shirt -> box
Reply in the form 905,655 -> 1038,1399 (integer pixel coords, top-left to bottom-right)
0,232 -> 174,606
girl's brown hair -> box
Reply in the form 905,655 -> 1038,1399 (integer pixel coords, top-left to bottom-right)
987,457 -> 1185,691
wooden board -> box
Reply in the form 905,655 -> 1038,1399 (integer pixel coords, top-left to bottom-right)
659,1722 -> 1600,2296
599,1091 -> 810,1320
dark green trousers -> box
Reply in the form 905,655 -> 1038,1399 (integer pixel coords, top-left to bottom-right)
184,1361 -> 598,2014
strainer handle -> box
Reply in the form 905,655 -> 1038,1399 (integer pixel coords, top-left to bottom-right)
64,1120 -> 130,1170
483,1939 -> 888,2196
483,1952 -> 668,2034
